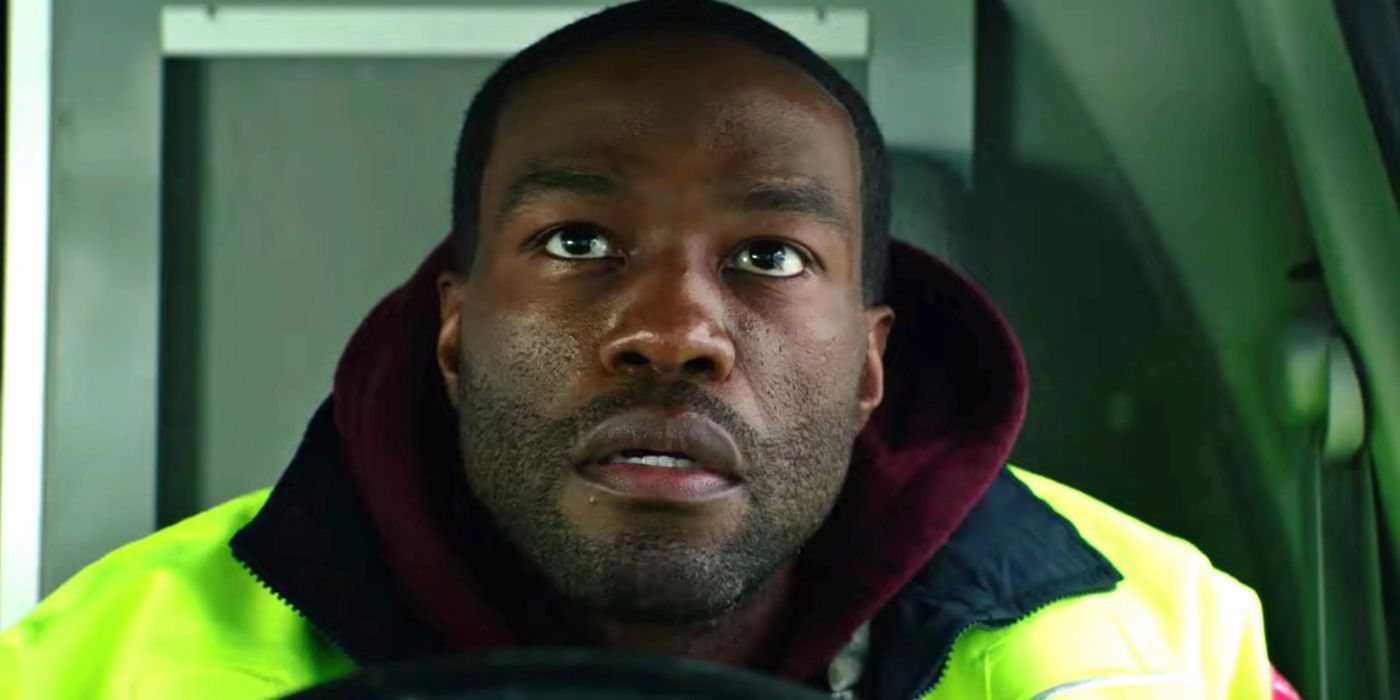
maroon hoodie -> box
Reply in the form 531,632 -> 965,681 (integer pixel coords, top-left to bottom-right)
329,234 -> 1028,682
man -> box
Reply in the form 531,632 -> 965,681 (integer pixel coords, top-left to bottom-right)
0,1 -> 1297,698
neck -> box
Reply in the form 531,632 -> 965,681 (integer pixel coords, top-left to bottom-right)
572,565 -> 797,669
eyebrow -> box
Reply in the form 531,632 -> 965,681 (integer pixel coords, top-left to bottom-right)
738,180 -> 851,233
497,164 -> 850,233
499,164 -> 621,218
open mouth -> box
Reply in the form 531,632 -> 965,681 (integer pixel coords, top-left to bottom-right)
579,458 -> 737,502
572,411 -> 744,503
597,450 -> 703,469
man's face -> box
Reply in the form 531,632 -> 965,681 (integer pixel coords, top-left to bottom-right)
437,35 -> 892,626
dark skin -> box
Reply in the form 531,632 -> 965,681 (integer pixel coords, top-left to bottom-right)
436,34 -> 893,668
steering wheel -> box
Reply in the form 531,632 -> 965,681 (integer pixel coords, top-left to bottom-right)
283,649 -> 830,699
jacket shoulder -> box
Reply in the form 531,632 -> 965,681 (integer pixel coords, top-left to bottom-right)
930,468 -> 1274,699
0,491 -> 352,699
1010,467 -> 1222,574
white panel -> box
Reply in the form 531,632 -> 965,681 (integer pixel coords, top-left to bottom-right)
161,5 -> 869,58
2,0 -> 53,628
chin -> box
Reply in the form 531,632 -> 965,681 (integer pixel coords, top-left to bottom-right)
552,532 -> 761,626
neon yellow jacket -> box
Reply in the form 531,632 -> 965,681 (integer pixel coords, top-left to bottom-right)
0,468 -> 1274,699
926,470 -> 1273,699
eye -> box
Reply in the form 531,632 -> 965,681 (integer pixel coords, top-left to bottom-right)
728,240 -> 808,278
541,223 -> 616,260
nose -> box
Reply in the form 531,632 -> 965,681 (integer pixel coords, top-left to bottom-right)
599,267 -> 736,383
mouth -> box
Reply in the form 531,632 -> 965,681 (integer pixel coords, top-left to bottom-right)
573,411 -> 743,503
596,450 -> 704,469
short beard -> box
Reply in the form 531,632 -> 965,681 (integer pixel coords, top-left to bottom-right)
456,362 -> 861,627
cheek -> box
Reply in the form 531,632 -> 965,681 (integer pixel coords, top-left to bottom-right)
459,294 -> 598,411
734,300 -> 867,429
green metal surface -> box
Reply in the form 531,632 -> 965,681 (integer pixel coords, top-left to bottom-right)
982,0 -> 1323,685
985,0 -> 1400,693
1237,0 -> 1400,588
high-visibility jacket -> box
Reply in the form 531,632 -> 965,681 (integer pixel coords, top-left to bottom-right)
0,466 -> 1275,699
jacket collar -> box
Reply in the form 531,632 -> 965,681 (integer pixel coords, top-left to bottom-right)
230,398 -> 446,664
868,468 -> 1122,699
230,402 -> 1121,697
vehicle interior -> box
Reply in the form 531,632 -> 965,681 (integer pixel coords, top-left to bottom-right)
3,0 -> 1397,697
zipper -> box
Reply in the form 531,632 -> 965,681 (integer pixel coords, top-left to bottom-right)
913,581 -> 1119,700
231,543 -> 358,663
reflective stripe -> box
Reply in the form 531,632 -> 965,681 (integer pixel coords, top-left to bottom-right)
1027,671 -> 1196,699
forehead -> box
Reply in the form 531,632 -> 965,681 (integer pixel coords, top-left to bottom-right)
486,34 -> 861,195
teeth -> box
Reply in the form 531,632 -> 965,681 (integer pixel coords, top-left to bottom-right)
604,453 -> 699,468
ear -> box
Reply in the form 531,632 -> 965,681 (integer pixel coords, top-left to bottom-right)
436,272 -> 468,409
856,305 -> 895,428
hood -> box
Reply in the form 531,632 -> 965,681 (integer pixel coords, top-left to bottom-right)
330,235 -> 1028,682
